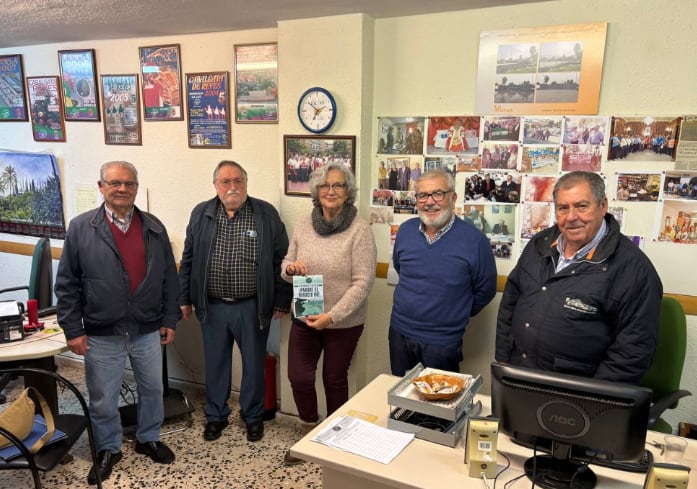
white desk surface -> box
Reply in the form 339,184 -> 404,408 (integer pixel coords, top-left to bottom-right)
0,315 -> 67,362
292,374 -> 697,489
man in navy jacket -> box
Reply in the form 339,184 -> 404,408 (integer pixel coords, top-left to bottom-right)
496,171 -> 662,384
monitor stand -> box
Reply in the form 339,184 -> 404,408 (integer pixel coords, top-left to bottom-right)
524,454 -> 597,489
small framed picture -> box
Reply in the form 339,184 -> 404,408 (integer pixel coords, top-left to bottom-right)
100,74 -> 142,145
234,42 -> 278,123
26,76 -> 66,142
185,71 -> 231,148
284,135 -> 356,196
58,49 -> 100,121
0,54 -> 29,121
138,44 -> 183,120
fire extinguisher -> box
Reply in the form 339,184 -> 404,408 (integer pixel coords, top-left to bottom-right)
263,353 -> 277,420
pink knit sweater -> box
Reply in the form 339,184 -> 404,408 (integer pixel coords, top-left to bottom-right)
281,213 -> 377,328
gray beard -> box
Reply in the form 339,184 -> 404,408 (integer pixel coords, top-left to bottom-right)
418,206 -> 453,229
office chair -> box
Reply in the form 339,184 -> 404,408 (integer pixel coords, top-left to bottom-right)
640,296 -> 692,434
0,237 -> 53,310
0,367 -> 103,489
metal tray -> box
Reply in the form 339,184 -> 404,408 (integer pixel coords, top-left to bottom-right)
388,400 -> 482,447
387,363 -> 482,421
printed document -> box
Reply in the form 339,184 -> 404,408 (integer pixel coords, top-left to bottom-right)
312,415 -> 414,464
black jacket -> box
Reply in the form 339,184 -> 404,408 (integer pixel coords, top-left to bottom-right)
178,196 -> 292,328
496,214 -> 662,384
56,205 -> 181,340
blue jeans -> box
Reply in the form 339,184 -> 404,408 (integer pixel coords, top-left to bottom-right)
388,326 -> 463,376
202,298 -> 268,425
85,330 -> 163,453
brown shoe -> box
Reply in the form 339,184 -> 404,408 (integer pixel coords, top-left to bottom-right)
283,449 -> 305,466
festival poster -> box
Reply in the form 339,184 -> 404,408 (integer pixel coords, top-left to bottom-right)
26,76 -> 66,142
139,44 -> 183,120
58,49 -> 100,121
186,71 -> 230,148
234,43 -> 278,123
477,22 -> 607,115
0,54 -> 28,121
101,74 -> 141,145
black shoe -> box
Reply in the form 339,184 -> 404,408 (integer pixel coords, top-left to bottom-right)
135,441 -> 175,464
203,420 -> 229,441
87,450 -> 122,485
246,421 -> 264,442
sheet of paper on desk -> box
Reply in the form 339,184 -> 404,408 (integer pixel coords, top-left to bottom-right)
312,415 -> 414,464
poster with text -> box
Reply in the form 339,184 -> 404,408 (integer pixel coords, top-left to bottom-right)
26,76 -> 66,142
101,74 -> 141,145
0,54 -> 28,121
477,22 -> 607,115
186,71 -> 230,148
58,49 -> 100,121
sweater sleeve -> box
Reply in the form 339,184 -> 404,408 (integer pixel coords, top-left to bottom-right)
327,220 -> 377,324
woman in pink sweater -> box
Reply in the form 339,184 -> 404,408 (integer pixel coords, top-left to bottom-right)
281,162 -> 377,465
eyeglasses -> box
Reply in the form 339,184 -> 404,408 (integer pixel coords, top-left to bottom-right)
317,183 -> 347,192
555,203 -> 592,215
103,180 -> 138,189
415,190 -> 451,203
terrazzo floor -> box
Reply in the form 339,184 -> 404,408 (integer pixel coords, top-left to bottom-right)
0,361 -> 322,488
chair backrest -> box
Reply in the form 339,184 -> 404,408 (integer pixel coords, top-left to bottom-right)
640,296 -> 687,401
27,237 -> 53,310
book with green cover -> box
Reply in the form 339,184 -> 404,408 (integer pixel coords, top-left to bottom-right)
293,275 -> 324,317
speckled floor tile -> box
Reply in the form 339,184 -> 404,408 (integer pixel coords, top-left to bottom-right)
0,363 -> 322,488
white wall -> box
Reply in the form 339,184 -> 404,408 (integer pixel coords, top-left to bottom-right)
369,0 -> 697,429
2,0 -> 696,428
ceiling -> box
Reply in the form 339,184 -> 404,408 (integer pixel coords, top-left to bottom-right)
1,0 -> 548,49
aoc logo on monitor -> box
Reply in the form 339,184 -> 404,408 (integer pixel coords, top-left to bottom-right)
536,400 -> 590,439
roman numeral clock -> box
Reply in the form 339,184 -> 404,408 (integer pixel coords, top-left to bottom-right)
297,87 -> 336,134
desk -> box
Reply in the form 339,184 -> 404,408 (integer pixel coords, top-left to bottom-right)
0,316 -> 67,413
291,374 -> 697,489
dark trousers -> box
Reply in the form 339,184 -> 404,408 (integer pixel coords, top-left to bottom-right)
388,326 -> 463,376
202,298 -> 268,425
287,319 -> 363,423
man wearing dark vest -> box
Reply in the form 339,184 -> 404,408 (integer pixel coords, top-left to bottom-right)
55,161 -> 180,485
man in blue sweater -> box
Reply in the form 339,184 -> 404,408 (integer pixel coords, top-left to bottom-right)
389,169 -> 497,375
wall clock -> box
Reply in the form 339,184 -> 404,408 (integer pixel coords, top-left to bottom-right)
297,87 -> 336,134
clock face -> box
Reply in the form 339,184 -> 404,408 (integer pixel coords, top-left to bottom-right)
298,87 -> 336,133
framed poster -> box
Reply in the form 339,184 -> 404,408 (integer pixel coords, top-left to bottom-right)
476,22 -> 607,115
234,42 -> 278,123
186,71 -> 231,148
100,74 -> 142,145
284,135 -> 356,196
26,76 -> 66,142
0,54 -> 28,121
58,49 -> 100,121
138,44 -> 183,120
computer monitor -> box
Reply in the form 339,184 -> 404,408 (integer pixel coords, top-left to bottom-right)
491,362 -> 652,489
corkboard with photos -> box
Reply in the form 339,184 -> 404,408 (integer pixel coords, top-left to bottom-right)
372,114 -> 697,261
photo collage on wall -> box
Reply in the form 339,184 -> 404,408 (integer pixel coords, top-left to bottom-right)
372,113 -> 697,260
